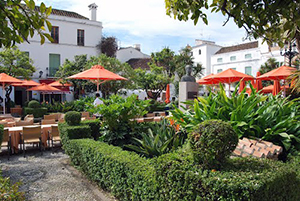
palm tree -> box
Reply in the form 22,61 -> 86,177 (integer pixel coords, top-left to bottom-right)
290,70 -> 300,93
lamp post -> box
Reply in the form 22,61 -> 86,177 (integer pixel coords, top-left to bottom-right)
280,41 -> 298,66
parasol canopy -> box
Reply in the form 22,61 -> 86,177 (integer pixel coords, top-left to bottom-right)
256,65 -> 296,80
67,65 -> 127,92
205,68 -> 255,83
49,80 -> 72,87
196,74 -> 219,85
0,73 -> 23,114
27,83 -> 61,102
165,84 -> 170,104
12,79 -> 40,87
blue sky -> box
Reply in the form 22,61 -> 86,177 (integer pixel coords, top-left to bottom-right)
37,0 -> 250,55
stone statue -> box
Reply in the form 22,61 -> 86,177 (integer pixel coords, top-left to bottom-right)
180,65 -> 196,82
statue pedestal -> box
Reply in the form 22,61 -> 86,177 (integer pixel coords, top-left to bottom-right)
179,82 -> 199,109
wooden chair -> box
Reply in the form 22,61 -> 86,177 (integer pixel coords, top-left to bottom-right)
1,129 -> 11,159
81,112 -> 89,118
44,114 -> 56,120
24,114 -> 34,121
48,125 -> 60,149
16,120 -> 33,127
58,119 -> 65,123
20,126 -> 43,157
41,119 -> 56,125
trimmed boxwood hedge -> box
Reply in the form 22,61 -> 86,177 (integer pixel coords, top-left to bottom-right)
81,119 -> 101,140
24,107 -> 47,118
64,138 -> 300,201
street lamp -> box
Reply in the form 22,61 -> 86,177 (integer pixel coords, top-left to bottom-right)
280,41 -> 298,66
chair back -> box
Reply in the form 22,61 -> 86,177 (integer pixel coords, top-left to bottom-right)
16,120 -> 33,127
44,114 -> 56,120
24,114 -> 34,121
2,129 -> 9,143
0,121 -> 8,127
58,119 -> 65,123
41,119 -> 56,125
51,125 -> 59,137
81,112 -> 89,118
22,126 -> 42,140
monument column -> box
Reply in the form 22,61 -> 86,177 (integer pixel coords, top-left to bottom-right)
179,65 -> 199,109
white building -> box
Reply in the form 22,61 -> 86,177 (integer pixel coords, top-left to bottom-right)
211,40 -> 284,76
190,40 -> 222,77
116,44 -> 150,63
13,4 -> 103,104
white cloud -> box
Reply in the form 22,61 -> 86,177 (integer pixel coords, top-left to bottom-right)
38,0 -> 248,53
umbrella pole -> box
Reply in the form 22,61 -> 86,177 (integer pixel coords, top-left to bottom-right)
283,79 -> 286,97
97,80 -> 99,93
2,84 -> 5,114
43,93 -> 45,103
27,90 -> 29,101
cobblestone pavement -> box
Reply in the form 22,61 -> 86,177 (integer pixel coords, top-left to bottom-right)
0,148 -> 116,201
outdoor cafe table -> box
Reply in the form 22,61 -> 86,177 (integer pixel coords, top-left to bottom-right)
7,124 -> 57,153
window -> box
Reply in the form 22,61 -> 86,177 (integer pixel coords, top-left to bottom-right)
217,69 -> 223,73
217,58 -> 223,63
245,66 -> 252,75
199,49 -> 201,55
230,56 -> 236,61
77,29 -> 85,46
51,26 -> 59,43
245,53 -> 252,59
49,54 -> 60,77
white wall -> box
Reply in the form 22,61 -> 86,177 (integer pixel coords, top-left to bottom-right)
116,47 -> 150,63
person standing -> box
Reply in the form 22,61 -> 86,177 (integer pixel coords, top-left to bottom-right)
93,93 -> 103,106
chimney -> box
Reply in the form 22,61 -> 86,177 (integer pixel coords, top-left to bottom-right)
133,44 -> 141,51
88,3 -> 98,21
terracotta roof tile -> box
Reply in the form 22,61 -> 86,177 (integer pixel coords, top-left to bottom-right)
34,6 -> 89,20
233,137 -> 283,159
215,41 -> 258,54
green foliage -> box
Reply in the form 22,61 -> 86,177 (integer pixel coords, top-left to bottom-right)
126,118 -> 187,158
0,171 -> 25,201
28,100 -> 41,108
96,36 -> 118,57
147,100 -> 166,112
64,138 -> 300,201
171,83 -> 300,155
0,0 -> 52,48
259,58 -> 281,87
133,64 -> 172,100
72,96 -> 94,112
23,107 -> 47,118
64,111 -> 81,126
89,95 -> 150,146
165,0 -> 300,50
0,125 -> 4,148
190,120 -> 238,169
81,119 -> 101,140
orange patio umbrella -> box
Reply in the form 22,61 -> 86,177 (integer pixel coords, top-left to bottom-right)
272,80 -> 281,96
262,84 -> 289,94
255,72 -> 263,92
257,65 -> 296,96
165,84 -> 170,104
238,80 -> 246,93
67,65 -> 127,92
27,83 -> 61,102
0,73 -> 23,114
196,74 -> 219,85
12,79 -> 40,101
49,80 -> 72,102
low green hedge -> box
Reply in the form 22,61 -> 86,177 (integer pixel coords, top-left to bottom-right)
0,170 -> 25,200
81,119 -> 101,140
23,107 -> 47,118
0,124 -> 4,147
65,138 -> 300,201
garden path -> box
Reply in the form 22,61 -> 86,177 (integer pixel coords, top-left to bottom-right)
0,148 -> 116,201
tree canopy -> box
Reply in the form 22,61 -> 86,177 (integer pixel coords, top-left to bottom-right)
0,0 -> 52,48
165,0 -> 300,50
96,36 -> 118,57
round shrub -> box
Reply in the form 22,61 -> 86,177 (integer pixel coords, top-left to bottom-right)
189,120 -> 238,169
65,111 -> 82,126
28,100 -> 41,108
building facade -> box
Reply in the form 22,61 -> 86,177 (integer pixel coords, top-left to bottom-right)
116,44 -> 150,63
13,4 -> 103,103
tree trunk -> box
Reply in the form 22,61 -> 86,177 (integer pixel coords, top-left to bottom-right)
5,86 -> 12,113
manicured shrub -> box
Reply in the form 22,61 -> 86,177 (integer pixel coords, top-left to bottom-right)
190,120 -> 238,169
81,119 -> 101,140
28,100 -> 41,108
64,138 -> 300,201
0,124 -> 4,148
0,170 -> 25,200
23,107 -> 47,118
64,111 -> 81,126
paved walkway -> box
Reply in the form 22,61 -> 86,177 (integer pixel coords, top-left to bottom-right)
0,148 -> 116,201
